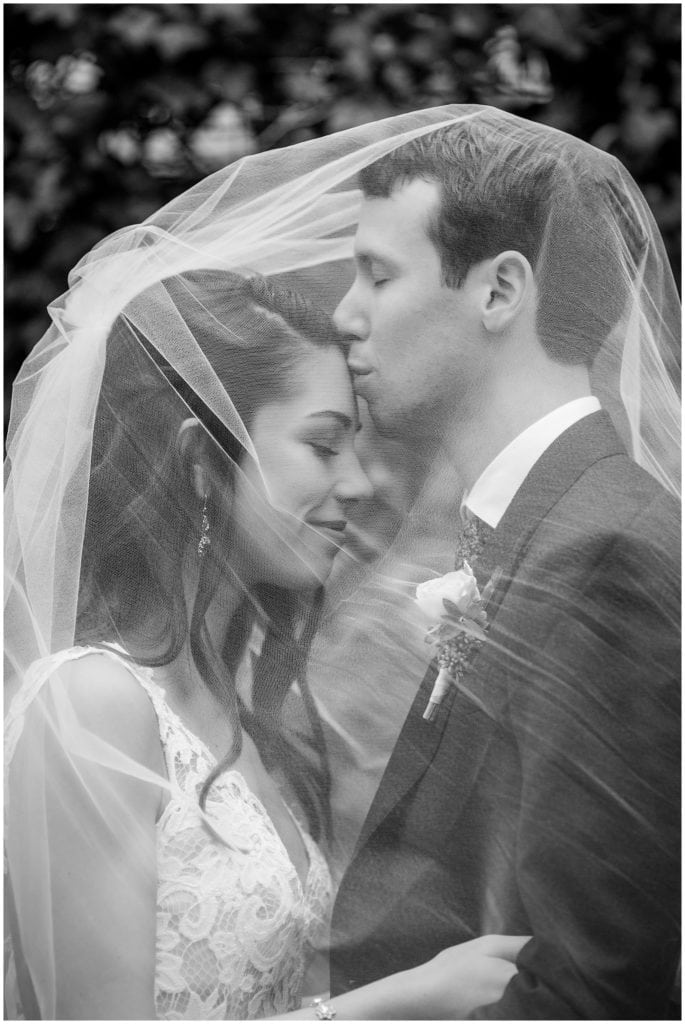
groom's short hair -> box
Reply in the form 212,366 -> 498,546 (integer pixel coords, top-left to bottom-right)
359,116 -> 646,367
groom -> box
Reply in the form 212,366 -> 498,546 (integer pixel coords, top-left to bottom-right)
330,116 -> 680,1018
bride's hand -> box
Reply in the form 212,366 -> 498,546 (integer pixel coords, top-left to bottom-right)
405,934 -> 530,1019
277,933 -> 530,1019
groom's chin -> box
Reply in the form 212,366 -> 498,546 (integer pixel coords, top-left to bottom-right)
366,403 -> 439,450
359,397 -> 398,439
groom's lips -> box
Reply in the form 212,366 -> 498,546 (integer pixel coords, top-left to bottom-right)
348,363 -> 372,394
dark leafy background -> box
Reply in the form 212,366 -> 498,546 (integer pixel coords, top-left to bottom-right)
5,3 -> 681,424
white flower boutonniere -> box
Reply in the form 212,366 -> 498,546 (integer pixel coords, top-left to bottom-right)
416,562 -> 490,722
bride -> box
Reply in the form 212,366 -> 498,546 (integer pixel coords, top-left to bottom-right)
6,269 -> 371,1019
4,123 -> 528,1019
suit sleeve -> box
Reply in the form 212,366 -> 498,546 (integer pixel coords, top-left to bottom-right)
473,500 -> 681,1019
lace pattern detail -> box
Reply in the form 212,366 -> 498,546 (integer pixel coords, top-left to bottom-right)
5,647 -> 332,1020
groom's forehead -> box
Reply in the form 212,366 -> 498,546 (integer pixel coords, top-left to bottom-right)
354,180 -> 440,257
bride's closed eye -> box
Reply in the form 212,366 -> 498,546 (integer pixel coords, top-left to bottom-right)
309,441 -> 339,458
300,411 -> 352,460
304,425 -> 348,459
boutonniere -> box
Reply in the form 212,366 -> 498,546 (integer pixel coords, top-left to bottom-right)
416,562 -> 496,722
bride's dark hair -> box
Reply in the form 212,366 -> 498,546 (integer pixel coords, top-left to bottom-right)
76,269 -> 341,841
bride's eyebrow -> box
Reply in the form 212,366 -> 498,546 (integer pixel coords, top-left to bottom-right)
305,411 -> 353,430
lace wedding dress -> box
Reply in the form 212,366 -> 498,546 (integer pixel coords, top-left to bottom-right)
5,646 -> 333,1020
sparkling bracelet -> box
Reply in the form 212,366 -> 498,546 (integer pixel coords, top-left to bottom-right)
310,996 -> 337,1020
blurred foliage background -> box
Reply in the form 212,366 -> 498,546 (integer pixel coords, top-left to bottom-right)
5,3 -> 681,422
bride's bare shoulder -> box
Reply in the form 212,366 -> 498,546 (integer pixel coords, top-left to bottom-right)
48,648 -> 163,767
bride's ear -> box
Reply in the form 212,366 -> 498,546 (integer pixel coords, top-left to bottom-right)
479,251 -> 534,333
177,417 -> 211,501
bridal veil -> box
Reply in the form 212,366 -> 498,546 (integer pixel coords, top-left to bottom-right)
4,105 -> 680,1018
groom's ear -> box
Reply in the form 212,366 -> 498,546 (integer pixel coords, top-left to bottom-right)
478,251 -> 534,333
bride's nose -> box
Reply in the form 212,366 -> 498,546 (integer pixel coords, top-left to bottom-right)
334,451 -> 373,503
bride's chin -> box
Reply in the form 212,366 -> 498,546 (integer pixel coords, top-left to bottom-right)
290,554 -> 336,590
259,545 -> 335,591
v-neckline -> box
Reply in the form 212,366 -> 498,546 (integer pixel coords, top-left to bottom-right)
145,669 -> 313,893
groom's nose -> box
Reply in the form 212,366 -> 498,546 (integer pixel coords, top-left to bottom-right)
333,281 -> 368,344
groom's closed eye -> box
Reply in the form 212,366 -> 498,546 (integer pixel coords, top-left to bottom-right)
371,259 -> 394,284
355,252 -> 397,284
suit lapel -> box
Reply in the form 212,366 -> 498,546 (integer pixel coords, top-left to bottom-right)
426,411 -> 628,828
354,659 -> 454,851
358,411 -> 627,849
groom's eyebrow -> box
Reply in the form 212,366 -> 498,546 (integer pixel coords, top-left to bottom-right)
354,249 -> 399,272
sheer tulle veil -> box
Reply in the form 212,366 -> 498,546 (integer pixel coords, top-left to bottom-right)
4,105 -> 680,1018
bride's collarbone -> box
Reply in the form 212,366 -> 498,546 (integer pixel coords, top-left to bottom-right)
160,677 -> 235,758
165,684 -> 284,808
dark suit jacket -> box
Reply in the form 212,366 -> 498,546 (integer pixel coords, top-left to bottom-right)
330,412 -> 680,1019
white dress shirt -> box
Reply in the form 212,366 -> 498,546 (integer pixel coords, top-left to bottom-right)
462,396 -> 601,528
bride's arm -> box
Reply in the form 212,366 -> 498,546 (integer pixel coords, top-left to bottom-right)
274,935 -> 528,1020
26,655 -> 164,1019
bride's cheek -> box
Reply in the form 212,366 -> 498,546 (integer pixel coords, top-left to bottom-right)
292,447 -> 320,496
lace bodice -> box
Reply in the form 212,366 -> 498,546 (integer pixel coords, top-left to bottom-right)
5,647 -> 333,1020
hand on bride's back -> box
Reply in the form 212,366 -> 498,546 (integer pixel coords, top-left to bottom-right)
407,934 -> 530,1019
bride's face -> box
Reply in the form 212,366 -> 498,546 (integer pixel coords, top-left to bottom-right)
230,346 -> 372,589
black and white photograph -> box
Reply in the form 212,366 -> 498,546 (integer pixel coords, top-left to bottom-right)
4,4 -> 681,1020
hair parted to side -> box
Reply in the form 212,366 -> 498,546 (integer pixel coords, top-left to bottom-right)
360,112 -> 648,366
77,269 -> 340,840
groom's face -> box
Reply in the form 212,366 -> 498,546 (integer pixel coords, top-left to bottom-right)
334,178 -> 481,440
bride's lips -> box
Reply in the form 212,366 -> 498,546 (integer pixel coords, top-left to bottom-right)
307,518 -> 348,545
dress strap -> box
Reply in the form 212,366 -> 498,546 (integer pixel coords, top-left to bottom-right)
4,645 -> 170,788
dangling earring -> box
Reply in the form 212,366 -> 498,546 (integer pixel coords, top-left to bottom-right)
197,493 -> 211,559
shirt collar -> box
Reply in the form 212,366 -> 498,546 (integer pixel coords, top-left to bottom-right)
461,396 -> 601,528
